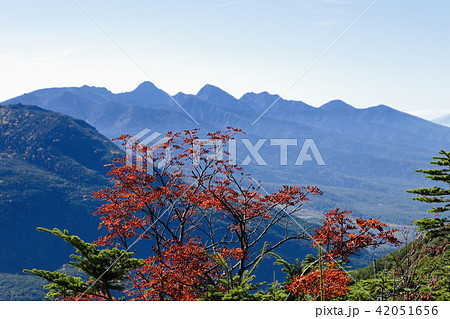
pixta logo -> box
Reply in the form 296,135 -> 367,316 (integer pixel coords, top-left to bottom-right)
192,138 -> 325,166
126,129 -> 325,174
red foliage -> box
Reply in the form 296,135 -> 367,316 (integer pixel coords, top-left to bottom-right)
313,209 -> 401,263
286,264 -> 351,300
126,240 -> 221,300
91,128 -> 322,300
86,128 -> 402,301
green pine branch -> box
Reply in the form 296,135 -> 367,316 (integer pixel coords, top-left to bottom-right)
23,227 -> 143,300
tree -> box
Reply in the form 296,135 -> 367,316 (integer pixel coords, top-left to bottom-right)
312,209 -> 401,263
24,128 -> 403,301
270,209 -> 400,301
271,249 -> 351,301
407,150 -> 450,238
23,228 -> 143,300
286,265 -> 351,301
200,242 -> 272,300
91,128 -> 322,300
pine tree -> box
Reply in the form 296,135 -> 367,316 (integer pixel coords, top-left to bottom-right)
407,150 -> 450,238
23,228 -> 143,300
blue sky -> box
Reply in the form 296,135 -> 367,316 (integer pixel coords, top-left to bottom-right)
0,0 -> 449,119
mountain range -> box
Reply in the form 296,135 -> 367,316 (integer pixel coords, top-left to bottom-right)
4,82 -> 449,226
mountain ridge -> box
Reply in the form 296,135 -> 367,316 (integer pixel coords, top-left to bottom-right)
2,82 -> 448,227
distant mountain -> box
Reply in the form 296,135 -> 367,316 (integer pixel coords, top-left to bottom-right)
433,114 -> 450,127
240,91 -> 281,108
117,81 -> 171,106
0,104 -> 122,274
196,84 -> 243,108
3,83 -> 449,227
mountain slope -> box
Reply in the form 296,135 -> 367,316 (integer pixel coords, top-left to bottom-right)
0,272 -> 46,300
0,104 -> 122,273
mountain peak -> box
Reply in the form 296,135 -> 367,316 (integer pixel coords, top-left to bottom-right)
196,84 -> 239,106
131,81 -> 163,95
197,83 -> 223,93
320,100 -> 355,111
134,81 -> 157,90
371,104 -> 394,111
242,91 -> 281,100
120,81 -> 170,105
239,91 -> 281,108
197,84 -> 234,97
80,84 -> 110,92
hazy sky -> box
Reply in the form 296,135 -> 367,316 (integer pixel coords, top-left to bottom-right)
1,0 -> 449,119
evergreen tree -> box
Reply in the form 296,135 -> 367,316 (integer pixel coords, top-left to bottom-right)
24,228 -> 143,300
407,150 -> 450,238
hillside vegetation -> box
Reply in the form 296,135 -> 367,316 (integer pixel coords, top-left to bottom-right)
0,104 -> 122,273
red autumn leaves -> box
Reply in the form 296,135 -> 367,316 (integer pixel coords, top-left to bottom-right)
86,128 -> 400,300
313,208 -> 401,264
286,267 -> 351,300
285,209 -> 401,300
